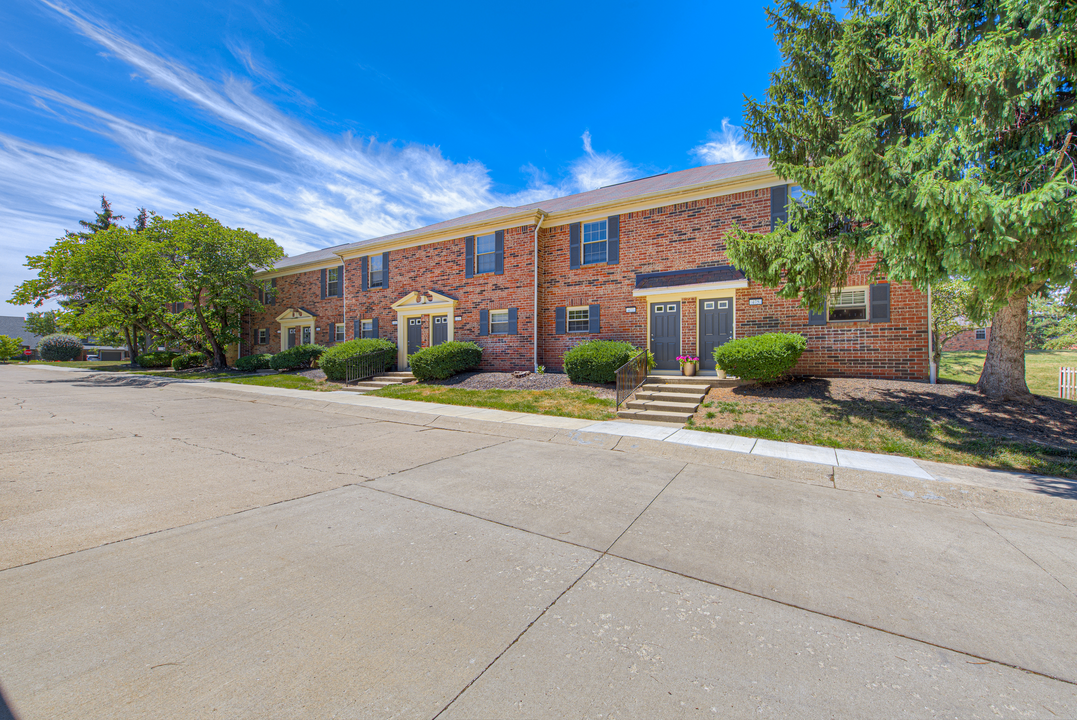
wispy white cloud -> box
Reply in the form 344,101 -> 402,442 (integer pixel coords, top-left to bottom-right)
3,1 -> 645,312
691,118 -> 762,165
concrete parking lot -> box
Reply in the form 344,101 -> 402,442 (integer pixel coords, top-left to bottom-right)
2,365 -> 1075,718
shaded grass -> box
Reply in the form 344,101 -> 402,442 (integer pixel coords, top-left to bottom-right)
26,360 -> 135,370
369,383 -> 616,420
940,350 -> 1077,399
215,374 -> 341,391
687,393 -> 1077,479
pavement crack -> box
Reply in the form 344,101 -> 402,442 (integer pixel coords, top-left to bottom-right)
973,512 -> 1076,599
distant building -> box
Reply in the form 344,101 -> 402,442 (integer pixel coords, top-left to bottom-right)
0,316 -> 44,356
944,326 -> 991,351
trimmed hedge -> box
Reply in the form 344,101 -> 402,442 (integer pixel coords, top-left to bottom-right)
319,338 -> 396,382
269,343 -> 325,371
234,353 -> 272,372
136,351 -> 179,368
409,341 -> 482,381
38,334 -> 84,362
713,332 -> 807,382
171,352 -> 207,371
563,340 -> 644,384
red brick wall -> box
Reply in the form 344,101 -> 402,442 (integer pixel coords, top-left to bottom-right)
243,269 -> 345,355
538,189 -> 773,368
340,224 -> 537,371
943,327 -> 990,351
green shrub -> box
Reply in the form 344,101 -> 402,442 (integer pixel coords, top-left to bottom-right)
409,341 -> 482,381
562,340 -> 645,384
269,343 -> 325,371
171,352 -> 207,371
135,351 -> 179,368
319,339 -> 396,381
713,333 -> 807,382
38,334 -> 84,362
234,353 -> 273,372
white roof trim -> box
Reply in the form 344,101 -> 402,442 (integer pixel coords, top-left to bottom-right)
632,279 -> 749,297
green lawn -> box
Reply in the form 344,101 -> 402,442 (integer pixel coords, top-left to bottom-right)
26,360 -> 135,371
215,374 -> 341,391
369,384 -> 616,421
939,350 -> 1077,399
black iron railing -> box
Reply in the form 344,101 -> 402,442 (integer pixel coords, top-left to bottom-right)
615,350 -> 649,409
344,349 -> 396,385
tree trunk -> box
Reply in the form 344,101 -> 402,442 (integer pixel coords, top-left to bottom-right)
976,293 -> 1033,402
123,326 -> 138,366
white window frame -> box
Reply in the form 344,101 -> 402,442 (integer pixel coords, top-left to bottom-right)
361,319 -> 375,339
828,287 -> 868,322
489,309 -> 509,335
475,233 -> 496,275
582,220 -> 607,265
369,256 -> 384,289
261,280 -> 273,303
975,328 -> 987,340
257,329 -> 268,345
327,267 -> 340,297
334,323 -> 345,342
567,306 -> 590,333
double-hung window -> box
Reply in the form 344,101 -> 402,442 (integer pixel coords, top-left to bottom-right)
975,328 -> 987,340
327,267 -> 340,297
828,289 -> 868,322
369,256 -> 384,289
361,319 -> 375,339
257,329 -> 268,345
582,220 -> 607,265
261,280 -> 273,303
334,323 -> 345,342
568,306 -> 590,333
475,233 -> 496,275
489,310 -> 509,335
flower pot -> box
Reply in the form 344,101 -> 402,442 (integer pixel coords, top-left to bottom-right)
682,362 -> 697,377
716,369 -> 727,379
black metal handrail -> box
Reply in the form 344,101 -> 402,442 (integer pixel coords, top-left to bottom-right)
344,349 -> 395,385
615,350 -> 649,409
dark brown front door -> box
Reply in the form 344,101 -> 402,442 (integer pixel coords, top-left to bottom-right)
650,302 -> 680,370
699,298 -> 733,371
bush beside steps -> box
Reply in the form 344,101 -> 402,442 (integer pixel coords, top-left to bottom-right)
409,341 -> 481,381
319,339 -> 396,382
713,332 -> 806,382
269,344 -> 325,372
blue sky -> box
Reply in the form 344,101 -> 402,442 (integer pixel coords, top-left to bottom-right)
1,0 -> 781,313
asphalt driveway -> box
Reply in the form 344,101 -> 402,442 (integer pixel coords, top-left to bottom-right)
2,365 -> 1075,718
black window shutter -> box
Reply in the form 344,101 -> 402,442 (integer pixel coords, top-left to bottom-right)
870,283 -> 890,323
320,269 -> 327,299
361,256 -> 368,291
494,229 -> 505,275
771,185 -> 789,231
270,278 -> 277,305
478,309 -> 489,336
588,304 -> 601,333
569,223 -> 581,269
808,302 -> 827,326
337,265 -> 344,297
555,306 -> 566,335
372,317 -> 379,337
353,319 -> 361,339
607,215 -> 620,265
382,252 -> 390,288
465,236 -> 475,279
508,307 -> 518,335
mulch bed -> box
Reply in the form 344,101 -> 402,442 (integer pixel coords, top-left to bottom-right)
427,371 -> 617,400
708,377 -> 1077,451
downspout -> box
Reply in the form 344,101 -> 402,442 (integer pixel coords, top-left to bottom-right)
927,284 -> 936,384
533,210 -> 548,372
340,256 -> 347,341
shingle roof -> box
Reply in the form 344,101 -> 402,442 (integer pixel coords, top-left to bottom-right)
271,158 -> 773,272
0,316 -> 43,348
635,266 -> 747,290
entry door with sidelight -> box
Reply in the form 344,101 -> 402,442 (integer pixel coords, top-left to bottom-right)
650,302 -> 681,370
699,299 -> 733,371
432,315 -> 448,346
407,317 -> 422,358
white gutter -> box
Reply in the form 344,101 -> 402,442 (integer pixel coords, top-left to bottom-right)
533,210 -> 548,372
927,284 -> 936,384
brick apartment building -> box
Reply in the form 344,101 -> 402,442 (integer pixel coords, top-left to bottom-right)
943,326 -> 991,351
243,158 -> 930,380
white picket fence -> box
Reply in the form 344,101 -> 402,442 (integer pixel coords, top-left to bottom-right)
1062,367 -> 1077,400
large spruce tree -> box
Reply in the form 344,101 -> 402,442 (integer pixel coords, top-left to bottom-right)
728,0 -> 1076,400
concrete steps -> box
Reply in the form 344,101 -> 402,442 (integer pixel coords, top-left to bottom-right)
340,371 -> 415,394
616,375 -> 713,424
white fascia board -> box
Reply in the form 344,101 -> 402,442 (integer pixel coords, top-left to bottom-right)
632,279 -> 749,297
